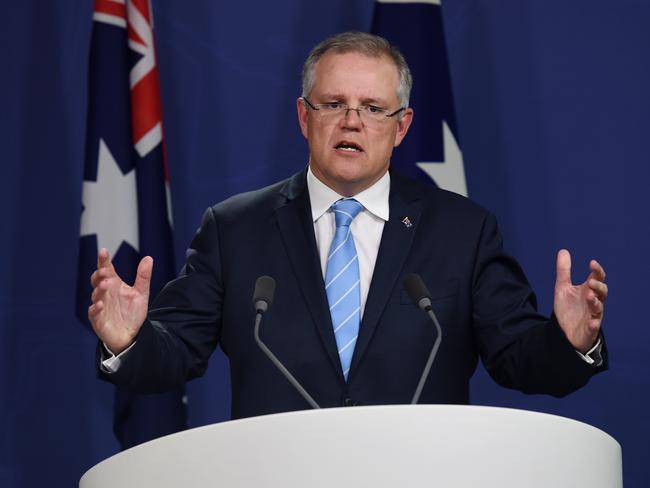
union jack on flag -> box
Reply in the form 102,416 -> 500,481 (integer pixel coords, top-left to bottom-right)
76,0 -> 187,450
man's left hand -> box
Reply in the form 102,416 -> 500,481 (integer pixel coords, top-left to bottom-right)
554,249 -> 608,353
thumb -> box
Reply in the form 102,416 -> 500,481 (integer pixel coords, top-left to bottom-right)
555,249 -> 573,288
133,256 -> 153,296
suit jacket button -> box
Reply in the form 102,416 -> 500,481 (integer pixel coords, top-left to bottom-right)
344,397 -> 355,407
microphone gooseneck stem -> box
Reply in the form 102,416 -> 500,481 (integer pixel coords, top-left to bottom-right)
411,307 -> 443,405
254,312 -> 321,409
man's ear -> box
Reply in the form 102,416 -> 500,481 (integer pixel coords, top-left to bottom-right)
297,97 -> 310,139
393,108 -> 414,147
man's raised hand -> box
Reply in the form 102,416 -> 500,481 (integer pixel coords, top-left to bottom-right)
554,249 -> 608,353
88,248 -> 153,354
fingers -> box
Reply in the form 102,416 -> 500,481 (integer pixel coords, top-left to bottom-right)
90,266 -> 115,288
88,300 -> 103,320
91,276 -> 117,302
588,317 -> 602,333
97,248 -> 112,269
586,259 -> 607,305
133,256 -> 153,297
587,293 -> 604,316
588,278 -> 608,301
92,248 -> 117,288
584,282 -> 605,328
89,254 -> 151,310
90,270 -> 118,314
588,259 -> 606,282
90,262 -> 122,302
555,249 -> 572,287
90,250 -> 120,315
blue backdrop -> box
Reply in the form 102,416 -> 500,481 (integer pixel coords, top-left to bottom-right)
1,0 -> 648,486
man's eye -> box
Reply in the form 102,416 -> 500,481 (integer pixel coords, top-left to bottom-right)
322,103 -> 343,110
364,105 -> 384,114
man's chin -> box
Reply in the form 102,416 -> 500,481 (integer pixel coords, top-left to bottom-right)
331,171 -> 384,196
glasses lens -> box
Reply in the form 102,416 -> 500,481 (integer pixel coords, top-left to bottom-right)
315,105 -> 390,126
363,107 -> 389,123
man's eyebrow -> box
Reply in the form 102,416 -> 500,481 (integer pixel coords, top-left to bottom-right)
317,93 -> 390,106
318,92 -> 346,101
359,97 -> 389,106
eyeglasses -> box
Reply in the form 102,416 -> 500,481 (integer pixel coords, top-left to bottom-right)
301,97 -> 404,126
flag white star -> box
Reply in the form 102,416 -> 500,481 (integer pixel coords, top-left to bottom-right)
417,121 -> 468,197
80,138 -> 139,257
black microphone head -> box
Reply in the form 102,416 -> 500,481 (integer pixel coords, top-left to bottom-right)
403,273 -> 432,311
253,275 -> 276,312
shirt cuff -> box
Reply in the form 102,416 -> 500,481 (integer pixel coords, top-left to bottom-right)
575,337 -> 603,366
100,341 -> 136,373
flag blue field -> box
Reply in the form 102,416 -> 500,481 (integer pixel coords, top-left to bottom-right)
372,0 -> 467,196
75,0 -> 187,450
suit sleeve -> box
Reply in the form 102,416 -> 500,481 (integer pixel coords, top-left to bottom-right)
97,207 -> 224,393
471,212 -> 607,397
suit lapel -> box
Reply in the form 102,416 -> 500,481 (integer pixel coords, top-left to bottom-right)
274,170 -> 344,379
350,172 -> 426,376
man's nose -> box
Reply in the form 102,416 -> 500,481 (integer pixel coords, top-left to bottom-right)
342,108 -> 363,129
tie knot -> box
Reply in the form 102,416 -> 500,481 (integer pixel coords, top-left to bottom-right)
332,199 -> 363,228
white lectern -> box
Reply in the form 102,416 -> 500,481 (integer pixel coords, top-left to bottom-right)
80,405 -> 622,488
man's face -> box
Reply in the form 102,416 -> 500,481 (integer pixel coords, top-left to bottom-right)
297,51 -> 413,196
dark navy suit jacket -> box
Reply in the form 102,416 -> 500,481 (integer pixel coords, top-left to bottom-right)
100,169 -> 607,419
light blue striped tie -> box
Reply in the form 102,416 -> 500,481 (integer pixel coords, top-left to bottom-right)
325,198 -> 364,381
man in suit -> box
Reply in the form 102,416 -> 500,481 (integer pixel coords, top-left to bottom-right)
90,32 -> 607,418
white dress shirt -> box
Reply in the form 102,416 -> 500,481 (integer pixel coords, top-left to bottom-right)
307,166 -> 389,318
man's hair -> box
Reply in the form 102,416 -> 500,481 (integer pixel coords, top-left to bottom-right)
301,31 -> 413,110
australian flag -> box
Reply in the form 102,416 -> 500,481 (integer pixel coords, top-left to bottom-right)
76,0 -> 188,449
372,0 -> 467,196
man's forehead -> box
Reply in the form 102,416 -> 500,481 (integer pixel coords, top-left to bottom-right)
315,50 -> 396,72
311,52 -> 400,100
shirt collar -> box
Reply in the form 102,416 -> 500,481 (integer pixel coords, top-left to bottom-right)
307,165 -> 390,222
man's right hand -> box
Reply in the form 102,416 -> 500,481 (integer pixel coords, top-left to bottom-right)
88,248 -> 153,354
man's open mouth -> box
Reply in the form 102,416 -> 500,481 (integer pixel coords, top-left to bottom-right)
335,141 -> 364,152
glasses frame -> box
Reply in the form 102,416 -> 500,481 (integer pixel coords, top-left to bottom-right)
301,97 -> 405,122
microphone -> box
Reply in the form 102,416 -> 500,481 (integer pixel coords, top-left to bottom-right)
252,276 -> 320,409
252,275 -> 276,313
403,273 -> 443,405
